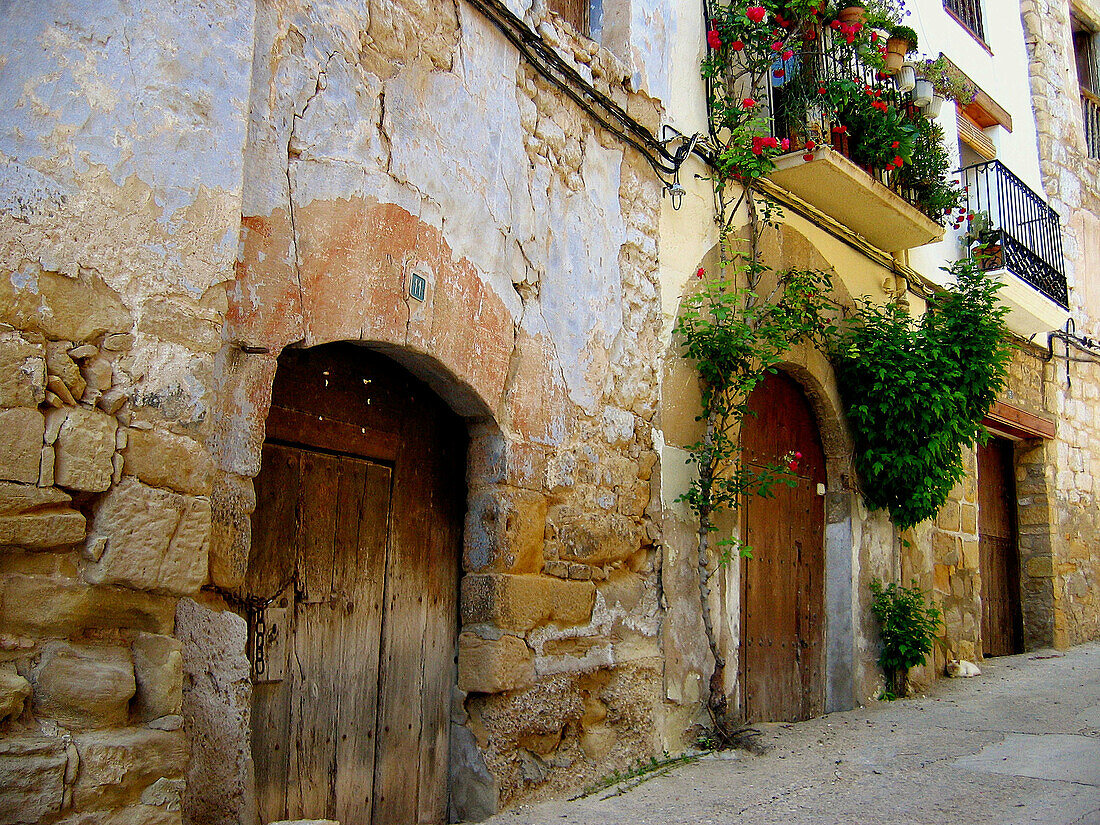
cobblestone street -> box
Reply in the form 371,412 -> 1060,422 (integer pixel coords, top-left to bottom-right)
484,644 -> 1100,825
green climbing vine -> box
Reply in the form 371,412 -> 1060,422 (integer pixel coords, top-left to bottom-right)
680,0 -> 1009,739
831,258 -> 1012,530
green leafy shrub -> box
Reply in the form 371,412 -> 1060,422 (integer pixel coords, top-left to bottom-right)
869,578 -> 942,698
887,24 -> 918,51
831,258 -> 1011,529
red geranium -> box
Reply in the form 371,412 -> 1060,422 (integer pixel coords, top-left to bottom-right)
707,29 -> 722,49
731,39 -> 745,51
746,5 -> 766,23
741,97 -> 757,108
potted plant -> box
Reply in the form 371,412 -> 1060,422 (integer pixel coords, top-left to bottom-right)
837,0 -> 867,25
914,56 -> 979,105
912,76 -> 934,107
963,210 -> 1003,268
885,24 -> 918,72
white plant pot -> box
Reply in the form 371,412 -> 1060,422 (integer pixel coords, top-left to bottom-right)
895,64 -> 916,93
913,78 -> 934,107
924,93 -> 945,118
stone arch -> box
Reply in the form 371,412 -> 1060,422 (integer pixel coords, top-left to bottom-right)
189,334 -> 510,825
660,220 -> 865,722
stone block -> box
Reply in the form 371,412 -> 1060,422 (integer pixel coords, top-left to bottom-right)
139,296 -> 222,353
72,727 -> 188,808
123,428 -> 213,495
461,573 -> 596,631
0,576 -> 175,635
935,500 -> 960,532
0,265 -> 131,342
961,539 -> 979,569
0,408 -> 46,484
551,508 -> 642,566
1026,555 -> 1055,578
81,356 -> 114,393
208,472 -> 255,590
960,503 -> 977,535
49,805 -> 183,824
0,662 -> 31,722
34,642 -> 135,728
0,481 -> 71,514
458,632 -> 535,693
0,509 -> 86,548
131,634 -> 183,722
932,530 -> 959,566
48,407 -> 117,492
85,478 -> 210,596
0,335 -> 45,408
449,724 -> 498,823
0,735 -> 67,824
463,486 -> 547,574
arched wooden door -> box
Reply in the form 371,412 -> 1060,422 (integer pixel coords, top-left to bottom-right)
739,371 -> 827,722
245,344 -> 465,825
978,437 -> 1023,656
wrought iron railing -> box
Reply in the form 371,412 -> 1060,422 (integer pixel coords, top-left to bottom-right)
958,160 -> 1068,307
944,0 -> 986,43
1083,89 -> 1100,160
766,26 -> 920,205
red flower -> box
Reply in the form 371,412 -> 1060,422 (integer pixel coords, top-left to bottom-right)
794,452 -> 803,459
804,29 -> 817,40
885,162 -> 896,171
803,153 -> 815,161
782,49 -> 794,60
707,28 -> 722,49
781,138 -> 790,151
775,13 -> 789,27
871,31 -> 879,42
772,41 -> 784,51
731,39 -> 745,51
773,68 -> 786,78
891,141 -> 900,148
696,267 -> 706,278
818,85 -> 828,94
746,5 -> 766,23
805,140 -> 816,150
788,460 -> 799,471
741,97 -> 757,108
893,155 -> 904,166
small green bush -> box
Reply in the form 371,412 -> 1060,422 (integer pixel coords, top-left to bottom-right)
869,578 -> 942,698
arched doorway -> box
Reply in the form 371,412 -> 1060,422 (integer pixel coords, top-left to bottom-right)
244,343 -> 466,824
739,370 -> 827,722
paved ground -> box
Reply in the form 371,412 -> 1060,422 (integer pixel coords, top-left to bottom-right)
484,643 -> 1100,825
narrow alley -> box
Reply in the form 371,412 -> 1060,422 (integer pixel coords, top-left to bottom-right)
485,643 -> 1100,825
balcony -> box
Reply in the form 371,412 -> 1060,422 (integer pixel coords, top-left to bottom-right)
958,159 -> 1069,335
762,29 -> 945,252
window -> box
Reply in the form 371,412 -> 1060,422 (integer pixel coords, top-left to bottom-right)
1072,13 -> 1100,159
944,0 -> 986,44
548,0 -> 589,37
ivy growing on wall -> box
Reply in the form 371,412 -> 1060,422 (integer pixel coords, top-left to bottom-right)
831,259 -> 1012,530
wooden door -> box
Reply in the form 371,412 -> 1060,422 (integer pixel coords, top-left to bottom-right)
739,371 -> 827,722
245,344 -> 465,825
978,438 -> 1023,657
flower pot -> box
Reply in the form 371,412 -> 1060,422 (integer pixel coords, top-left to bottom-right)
884,51 -> 904,73
913,78 -> 933,107
974,243 -> 1003,269
886,36 -> 912,55
924,93 -> 945,118
894,64 -> 916,93
837,6 -> 867,25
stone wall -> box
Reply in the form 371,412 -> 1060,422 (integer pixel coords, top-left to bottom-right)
1020,0 -> 1100,647
0,1 -> 251,822
0,0 -> 674,821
